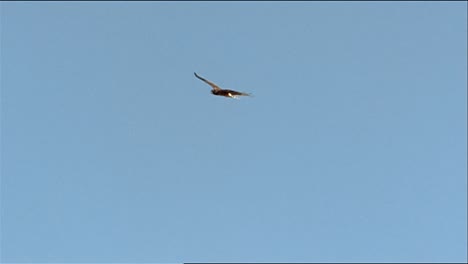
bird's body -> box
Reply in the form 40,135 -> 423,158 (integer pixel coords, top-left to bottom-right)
194,72 -> 251,99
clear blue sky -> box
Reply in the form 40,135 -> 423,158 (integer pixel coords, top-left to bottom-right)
1,2 -> 467,263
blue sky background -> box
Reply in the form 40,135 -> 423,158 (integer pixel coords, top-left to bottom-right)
1,2 -> 467,263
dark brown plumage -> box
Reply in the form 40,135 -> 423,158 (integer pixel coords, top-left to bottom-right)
194,72 -> 251,99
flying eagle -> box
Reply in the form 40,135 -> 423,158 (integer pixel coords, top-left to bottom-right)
194,72 -> 251,99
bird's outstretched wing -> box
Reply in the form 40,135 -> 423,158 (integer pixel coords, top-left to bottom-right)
194,72 -> 221,91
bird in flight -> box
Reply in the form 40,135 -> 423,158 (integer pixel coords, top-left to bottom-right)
194,72 -> 251,99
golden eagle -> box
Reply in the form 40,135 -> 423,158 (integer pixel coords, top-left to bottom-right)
194,72 -> 251,99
